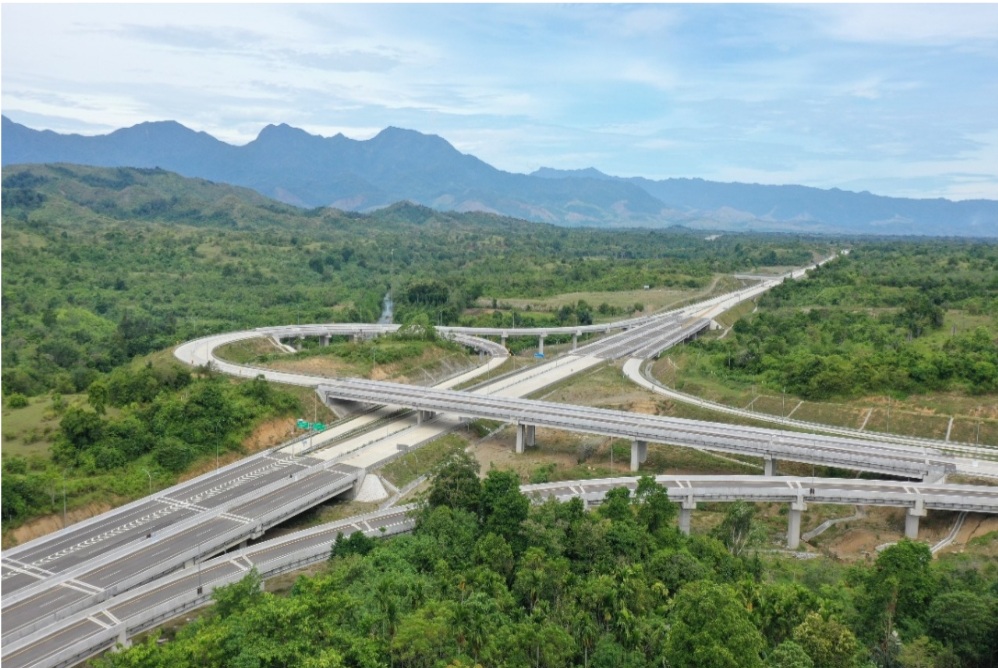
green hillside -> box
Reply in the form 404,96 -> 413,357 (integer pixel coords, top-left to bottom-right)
1,163 -> 828,397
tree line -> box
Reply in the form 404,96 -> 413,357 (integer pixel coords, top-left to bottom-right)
94,453 -> 998,668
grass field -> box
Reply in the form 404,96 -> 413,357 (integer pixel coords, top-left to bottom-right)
379,433 -> 470,489
1,393 -> 89,458
475,274 -> 744,318
649,342 -> 998,447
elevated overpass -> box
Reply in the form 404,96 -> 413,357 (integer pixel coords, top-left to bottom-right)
5,474 -> 997,668
318,378 -> 955,482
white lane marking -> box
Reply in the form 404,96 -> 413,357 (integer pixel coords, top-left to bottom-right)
0,559 -> 55,580
66,578 -> 105,594
87,614 -> 113,630
101,609 -> 122,626
14,458 -> 300,571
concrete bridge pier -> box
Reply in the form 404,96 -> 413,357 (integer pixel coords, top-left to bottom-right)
764,456 -> 777,477
515,423 -> 536,453
678,497 -> 696,535
787,498 -> 807,549
417,410 -> 435,425
294,337 -> 302,352
501,333 -> 508,348
572,332 -> 579,351
320,334 -> 330,346
905,499 -> 927,539
115,624 -> 131,650
538,335 -> 545,355
630,440 -> 648,471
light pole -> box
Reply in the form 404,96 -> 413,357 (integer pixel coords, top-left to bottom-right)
141,468 -> 152,495
61,471 -> 68,527
196,537 -> 204,596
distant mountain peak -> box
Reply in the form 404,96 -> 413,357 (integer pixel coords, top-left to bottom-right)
2,116 -> 995,236
531,166 -> 614,181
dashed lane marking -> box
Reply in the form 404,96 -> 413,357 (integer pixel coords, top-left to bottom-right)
6,459 -> 299,575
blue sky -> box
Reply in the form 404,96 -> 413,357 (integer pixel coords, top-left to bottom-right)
3,3 -> 998,200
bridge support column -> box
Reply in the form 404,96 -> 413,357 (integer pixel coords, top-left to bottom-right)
515,423 -> 525,454
320,335 -> 330,346
678,498 -> 696,535
115,624 -> 131,650
905,500 -> 927,539
526,425 -> 536,447
538,335 -> 545,355
572,332 -> 579,350
630,440 -> 648,471
764,456 -> 777,477
417,410 -> 435,425
501,333 -> 508,349
294,337 -> 302,352
787,499 -> 806,549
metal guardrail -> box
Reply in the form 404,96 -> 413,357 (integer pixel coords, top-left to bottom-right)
629,358 -> 998,460
8,467 -> 997,668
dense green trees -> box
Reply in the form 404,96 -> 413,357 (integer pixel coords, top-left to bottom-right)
90,460 -> 998,668
2,365 -> 300,526
692,244 -> 998,399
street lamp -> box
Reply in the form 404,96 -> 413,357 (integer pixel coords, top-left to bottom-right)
196,537 -> 204,596
61,471 -> 68,527
141,468 -> 153,495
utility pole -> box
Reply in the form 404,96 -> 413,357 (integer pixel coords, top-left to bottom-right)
141,468 -> 152,495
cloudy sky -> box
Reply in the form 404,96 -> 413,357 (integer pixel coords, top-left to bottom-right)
3,3 -> 998,200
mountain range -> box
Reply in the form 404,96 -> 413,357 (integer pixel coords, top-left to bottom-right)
3,115 -> 996,237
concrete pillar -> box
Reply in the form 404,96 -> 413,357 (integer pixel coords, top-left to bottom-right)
905,499 -> 927,539
501,333 -> 508,348
354,333 -> 361,343
526,425 -> 536,447
678,498 -> 696,535
787,499 -> 806,549
764,456 -> 777,477
515,423 -> 525,454
320,335 -> 330,346
294,337 -> 302,351
116,625 -> 130,650
538,335 -> 545,354
417,410 -> 435,425
630,440 -> 648,471
572,332 -> 579,350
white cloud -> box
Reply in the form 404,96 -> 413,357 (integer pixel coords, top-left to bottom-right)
811,4 -> 998,45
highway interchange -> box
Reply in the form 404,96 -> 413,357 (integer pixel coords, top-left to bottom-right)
3,257 -> 997,668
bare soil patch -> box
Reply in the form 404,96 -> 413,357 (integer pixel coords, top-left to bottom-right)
6,501 -> 115,547
178,418 -> 297,482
